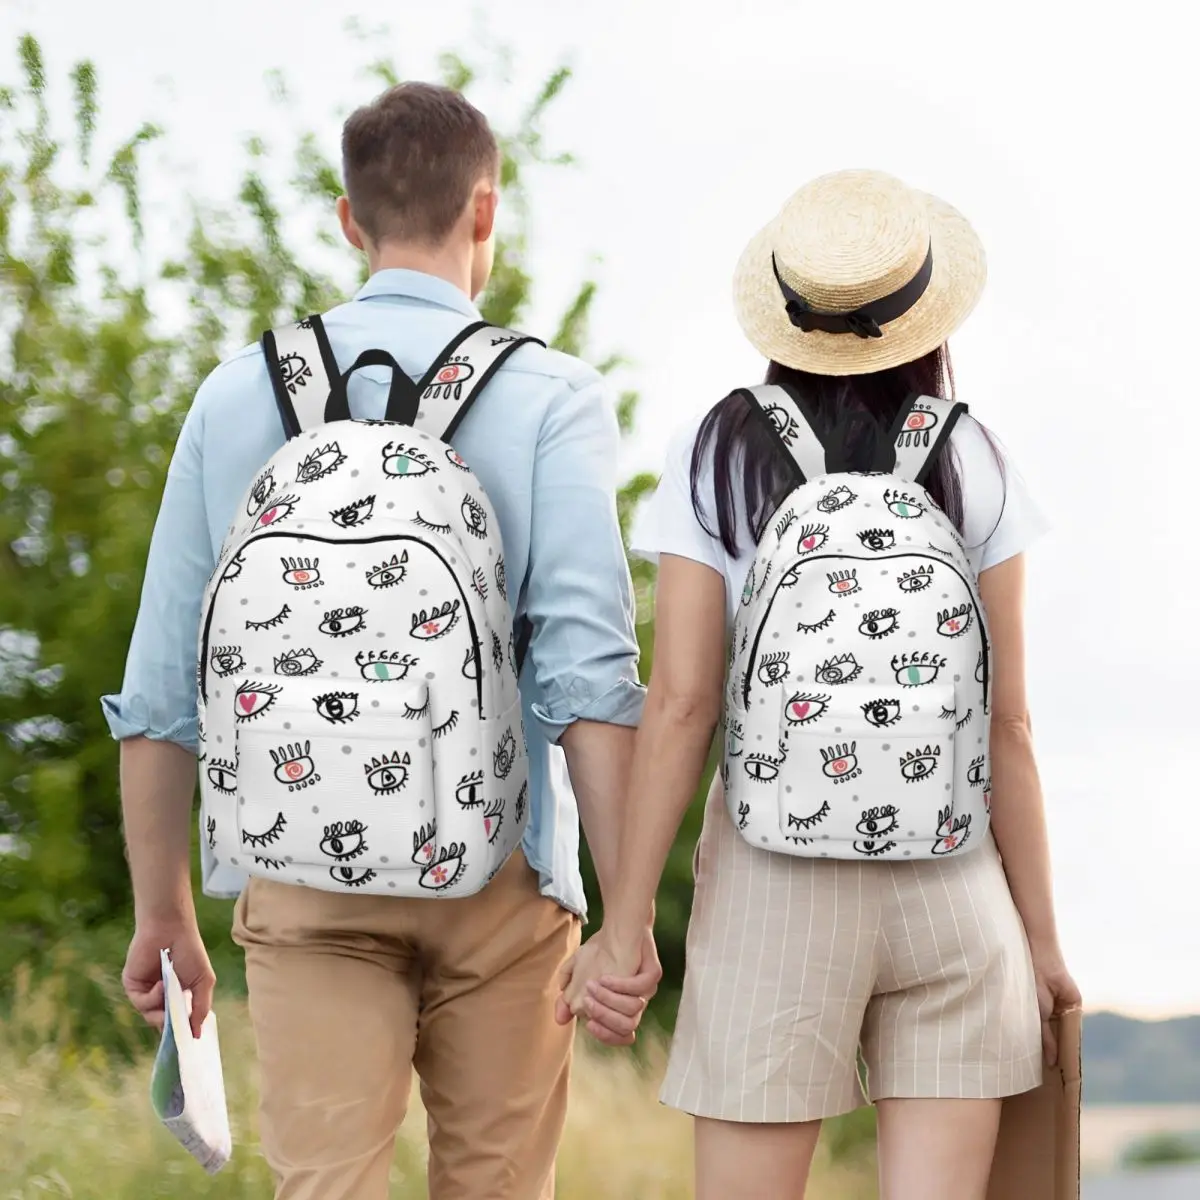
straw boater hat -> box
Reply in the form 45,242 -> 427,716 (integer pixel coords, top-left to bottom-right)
733,169 -> 986,376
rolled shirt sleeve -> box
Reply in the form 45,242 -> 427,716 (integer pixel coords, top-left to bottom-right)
523,374 -> 646,741
100,394 -> 216,753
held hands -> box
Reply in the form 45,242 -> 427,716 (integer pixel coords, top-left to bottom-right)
555,926 -> 661,1046
122,919 -> 215,1041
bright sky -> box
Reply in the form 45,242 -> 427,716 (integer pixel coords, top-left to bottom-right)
7,0 -> 1196,1016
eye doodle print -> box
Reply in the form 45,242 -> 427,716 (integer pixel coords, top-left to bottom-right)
975,650 -> 985,684
381,442 -> 437,478
247,468 -> 275,516
737,800 -> 750,831
754,560 -> 774,598
744,750 -> 782,782
205,758 -> 237,795
884,488 -> 925,518
423,356 -> 476,400
787,801 -> 831,832
796,608 -> 835,634
432,710 -> 460,739
967,755 -> 987,786
209,645 -> 245,677
320,606 -> 367,637
364,751 -> 410,795
796,524 -> 830,555
330,865 -> 377,888
456,771 -> 485,809
756,651 -> 790,686
252,494 -> 299,531
420,842 -> 467,891
780,562 -> 807,589
820,742 -> 861,783
892,651 -> 946,686
515,780 -> 528,824
278,351 -> 314,395
899,744 -> 941,783
955,708 -> 974,731
296,442 -> 346,484
234,682 -> 281,722
412,820 -> 437,867
861,698 -> 901,729
827,569 -> 859,597
471,568 -> 489,601
785,833 -> 814,846
445,448 -> 470,471
508,632 -> 519,678
413,513 -> 453,534
356,650 -> 418,682
494,729 -> 517,780
319,820 -> 368,861
857,528 -> 897,552
856,805 -> 899,838
366,552 -> 408,590
897,403 -> 939,448
762,402 -> 799,445
462,647 -> 479,681
726,719 -> 744,757
410,600 -> 460,641
314,691 -> 359,724
246,603 -> 291,631
281,557 -> 323,590
925,542 -> 956,560
402,691 -> 430,720
854,838 -> 897,857
936,604 -> 973,638
274,647 -> 323,677
933,807 -> 972,855
242,811 -> 287,848
898,565 -> 933,593
495,557 -> 507,600
271,741 -> 320,791
775,510 -> 797,540
491,631 -> 504,673
254,856 -> 285,870
784,693 -> 830,726
741,565 -> 756,606
859,608 -> 899,639
817,484 -> 856,514
221,552 -> 245,582
483,795 -> 505,845
814,653 -> 863,685
330,495 -> 375,529
461,496 -> 487,538
205,815 -> 216,849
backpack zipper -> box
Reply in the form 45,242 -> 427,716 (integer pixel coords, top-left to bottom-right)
741,550 -> 989,713
199,530 -> 484,713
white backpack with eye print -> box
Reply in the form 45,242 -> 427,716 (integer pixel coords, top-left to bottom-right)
196,314 -> 540,899
724,384 -> 991,862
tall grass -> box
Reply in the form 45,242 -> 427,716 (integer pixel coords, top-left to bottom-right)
0,965 -> 878,1198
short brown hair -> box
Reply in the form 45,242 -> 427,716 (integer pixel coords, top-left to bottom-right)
341,82 -> 499,246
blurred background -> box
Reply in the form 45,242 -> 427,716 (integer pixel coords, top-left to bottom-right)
1,0 -> 1196,1195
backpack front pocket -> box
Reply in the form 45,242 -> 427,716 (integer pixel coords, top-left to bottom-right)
234,676 -> 436,884
767,683 -> 961,854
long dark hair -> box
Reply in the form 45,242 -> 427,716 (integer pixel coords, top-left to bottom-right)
691,345 -> 992,556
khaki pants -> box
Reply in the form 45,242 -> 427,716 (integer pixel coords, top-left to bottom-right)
232,851 -> 581,1200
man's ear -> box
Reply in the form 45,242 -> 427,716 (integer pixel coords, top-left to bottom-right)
337,196 -> 366,251
473,180 -> 498,245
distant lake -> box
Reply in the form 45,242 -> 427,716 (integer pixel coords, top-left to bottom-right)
1083,1105 -> 1200,1174
1084,1164 -> 1200,1199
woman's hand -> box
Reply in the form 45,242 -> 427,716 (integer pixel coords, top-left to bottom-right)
556,926 -> 659,1046
1030,942 -> 1082,1065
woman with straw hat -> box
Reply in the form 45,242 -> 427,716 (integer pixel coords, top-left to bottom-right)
560,170 -> 1080,1198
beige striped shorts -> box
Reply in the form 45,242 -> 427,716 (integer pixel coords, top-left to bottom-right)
661,777 -> 1043,1123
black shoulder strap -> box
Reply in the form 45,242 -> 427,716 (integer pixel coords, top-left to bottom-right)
262,315 -> 341,440
411,322 -> 543,442
877,394 -> 968,485
738,382 -> 831,486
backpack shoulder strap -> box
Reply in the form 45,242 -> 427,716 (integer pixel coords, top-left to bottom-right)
411,322 -> 544,442
261,315 -> 341,440
879,394 -> 968,485
737,382 -> 830,486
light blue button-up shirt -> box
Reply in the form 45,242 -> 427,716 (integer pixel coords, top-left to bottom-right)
102,269 -> 645,917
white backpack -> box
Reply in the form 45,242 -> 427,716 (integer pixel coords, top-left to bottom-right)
724,384 -> 991,861
196,314 -> 540,899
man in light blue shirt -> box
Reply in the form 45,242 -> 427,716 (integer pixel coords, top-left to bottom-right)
106,81 -> 656,1199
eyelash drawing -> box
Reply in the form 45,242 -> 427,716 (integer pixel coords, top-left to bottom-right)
955,708 -> 974,731
247,468 -> 275,515
414,513 -> 453,534
403,693 -> 430,720
296,442 -> 346,483
898,565 -> 933,593
410,600 -> 460,641
756,651 -> 791,686
796,523 -> 829,554
246,603 -> 291,631
744,751 -> 783,782
926,542 -> 957,559
495,557 -> 507,600
827,568 -> 859,596
432,710 -> 460,739
857,527 -> 896,552
330,495 -> 375,528
787,801 -> 831,831
320,606 -> 367,638
471,568 -> 489,601
242,812 -> 287,848
858,608 -> 899,639
461,496 -> 488,538
856,805 -> 899,837
253,856 -> 285,870
884,488 -> 925,518
274,648 -> 323,677
492,631 -> 504,673
797,608 -> 835,634
755,560 -> 773,598
937,604 -> 973,638
331,866 -> 378,888
221,553 -> 245,582
234,681 -> 282,722
814,652 -> 863,685
817,485 -> 857,513
855,840 -> 897,857
455,771 -> 485,810
775,510 -> 797,540
939,705 -> 957,721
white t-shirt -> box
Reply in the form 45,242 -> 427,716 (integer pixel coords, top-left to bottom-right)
631,410 -> 1048,624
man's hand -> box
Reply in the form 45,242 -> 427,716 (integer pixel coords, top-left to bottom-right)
555,925 -> 661,1046
123,920 -> 215,1040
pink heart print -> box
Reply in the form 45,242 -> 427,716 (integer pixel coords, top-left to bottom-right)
802,535 -> 817,549
790,701 -> 810,720
238,693 -> 258,714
